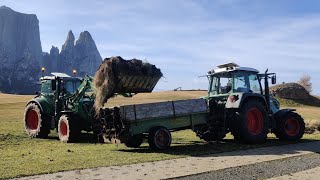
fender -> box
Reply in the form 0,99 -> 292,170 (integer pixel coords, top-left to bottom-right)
26,96 -> 54,115
273,109 -> 296,120
271,109 -> 296,128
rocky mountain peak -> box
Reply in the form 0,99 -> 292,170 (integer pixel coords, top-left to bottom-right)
0,5 -> 11,10
50,46 -> 59,54
76,31 -> 96,47
78,30 -> 92,40
62,30 -> 75,51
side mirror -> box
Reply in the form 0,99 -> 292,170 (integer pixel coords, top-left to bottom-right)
35,91 -> 39,95
271,75 -> 276,84
51,79 -> 56,91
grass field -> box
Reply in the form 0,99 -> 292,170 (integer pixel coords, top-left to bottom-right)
0,91 -> 319,179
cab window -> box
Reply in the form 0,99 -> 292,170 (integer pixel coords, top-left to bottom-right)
63,80 -> 80,94
233,73 -> 250,92
249,74 -> 261,93
41,80 -> 52,94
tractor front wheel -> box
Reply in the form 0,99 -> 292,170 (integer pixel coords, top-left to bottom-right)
58,115 -> 80,143
274,112 -> 305,141
148,127 -> 171,150
24,103 -> 50,138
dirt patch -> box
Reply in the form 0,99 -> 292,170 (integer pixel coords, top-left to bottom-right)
270,83 -> 309,100
305,120 -> 320,134
93,56 -> 162,113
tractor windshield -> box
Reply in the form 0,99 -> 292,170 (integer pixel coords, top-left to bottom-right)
63,80 -> 81,95
208,71 -> 262,95
40,80 -> 52,94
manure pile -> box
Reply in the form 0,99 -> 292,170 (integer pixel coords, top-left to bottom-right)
93,56 -> 162,113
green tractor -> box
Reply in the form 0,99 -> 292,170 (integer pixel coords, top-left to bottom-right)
23,72 -> 95,142
23,70 -> 161,142
195,63 -> 305,143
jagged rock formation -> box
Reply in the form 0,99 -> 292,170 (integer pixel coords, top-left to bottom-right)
74,31 -> 102,76
0,6 -> 102,94
0,6 -> 42,94
43,30 -> 102,77
270,83 -> 310,100
42,46 -> 59,73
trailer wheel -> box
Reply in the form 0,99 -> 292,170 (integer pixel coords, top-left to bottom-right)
148,127 -> 171,150
24,103 -> 50,138
58,115 -> 80,143
233,101 -> 268,144
125,134 -> 144,148
274,112 -> 305,141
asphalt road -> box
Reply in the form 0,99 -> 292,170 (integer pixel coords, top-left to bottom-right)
175,153 -> 320,180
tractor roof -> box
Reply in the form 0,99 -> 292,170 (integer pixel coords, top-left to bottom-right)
40,72 -> 81,81
207,62 -> 259,75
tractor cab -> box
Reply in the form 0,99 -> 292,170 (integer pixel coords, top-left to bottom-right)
206,62 -> 278,112
207,63 -> 262,96
40,73 -> 81,96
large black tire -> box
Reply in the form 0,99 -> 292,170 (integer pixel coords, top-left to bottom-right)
24,103 -> 50,138
231,101 -> 268,144
125,134 -> 144,148
148,127 -> 172,150
274,112 -> 305,141
58,115 -> 80,143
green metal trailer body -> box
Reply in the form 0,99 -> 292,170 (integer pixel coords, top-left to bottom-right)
127,112 -> 208,135
119,99 -> 209,135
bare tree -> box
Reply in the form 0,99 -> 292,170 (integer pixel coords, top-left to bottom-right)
298,74 -> 312,93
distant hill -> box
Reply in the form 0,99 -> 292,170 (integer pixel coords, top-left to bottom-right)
270,83 -> 320,107
270,83 -> 309,100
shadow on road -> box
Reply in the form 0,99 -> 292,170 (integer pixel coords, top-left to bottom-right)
116,139 -> 319,157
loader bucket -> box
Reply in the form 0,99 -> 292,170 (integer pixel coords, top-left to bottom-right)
116,75 -> 161,93
93,56 -> 162,112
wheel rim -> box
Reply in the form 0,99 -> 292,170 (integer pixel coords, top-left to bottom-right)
155,130 -> 168,147
60,121 -> 68,136
285,118 -> 300,136
26,109 -> 39,130
246,108 -> 263,135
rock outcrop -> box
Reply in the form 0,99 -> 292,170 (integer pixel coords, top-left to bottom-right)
43,30 -> 102,77
0,6 -> 42,94
42,46 -> 59,73
0,6 -> 102,94
270,83 -> 310,100
74,31 -> 102,76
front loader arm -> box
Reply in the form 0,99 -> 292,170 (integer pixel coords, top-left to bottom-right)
67,75 -> 94,107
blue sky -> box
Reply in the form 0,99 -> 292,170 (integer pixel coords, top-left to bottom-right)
2,0 -> 320,94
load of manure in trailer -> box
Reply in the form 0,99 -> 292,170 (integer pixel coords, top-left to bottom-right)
93,56 -> 162,113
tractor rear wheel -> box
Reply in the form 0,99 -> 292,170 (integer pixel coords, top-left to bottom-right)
274,112 -> 305,141
232,101 -> 268,144
24,103 -> 50,138
58,115 -> 80,143
125,134 -> 144,148
148,127 -> 171,150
